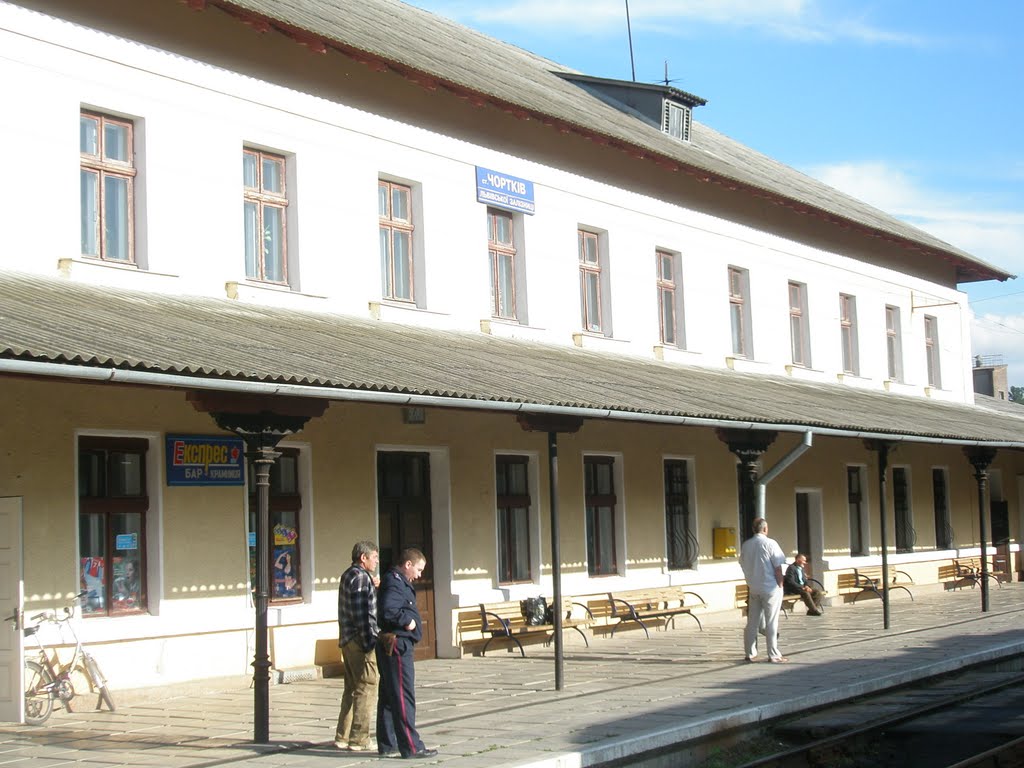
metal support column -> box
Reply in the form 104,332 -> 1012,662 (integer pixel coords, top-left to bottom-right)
868,440 -> 892,630
965,446 -> 998,613
547,430 -> 563,691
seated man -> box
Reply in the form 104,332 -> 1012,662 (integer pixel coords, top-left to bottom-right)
784,554 -> 825,616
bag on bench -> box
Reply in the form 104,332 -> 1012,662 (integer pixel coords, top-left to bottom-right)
520,596 -> 548,626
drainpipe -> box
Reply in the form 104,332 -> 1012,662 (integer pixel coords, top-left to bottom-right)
756,431 -> 813,519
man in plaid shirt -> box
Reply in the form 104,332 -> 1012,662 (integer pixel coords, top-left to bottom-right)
334,540 -> 380,751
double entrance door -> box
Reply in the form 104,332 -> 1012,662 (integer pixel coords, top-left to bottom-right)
377,452 -> 435,660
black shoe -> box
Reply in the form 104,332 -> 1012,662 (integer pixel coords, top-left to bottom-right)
404,748 -> 438,759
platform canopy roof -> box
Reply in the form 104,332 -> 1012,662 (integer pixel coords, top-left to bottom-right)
2,271 -> 1023,447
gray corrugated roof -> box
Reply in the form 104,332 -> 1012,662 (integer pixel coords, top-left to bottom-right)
2,270 -> 1022,445
213,0 -> 1011,283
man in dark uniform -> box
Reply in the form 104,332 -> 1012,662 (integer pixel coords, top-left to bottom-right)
376,547 -> 437,759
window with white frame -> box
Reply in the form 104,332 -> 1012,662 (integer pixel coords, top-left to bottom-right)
788,281 -> 810,367
893,466 -> 914,552
664,458 -> 696,569
488,208 -> 518,320
657,250 -> 685,347
81,111 -> 136,263
839,293 -> 859,375
924,315 -> 941,388
885,305 -> 903,382
495,455 -> 531,583
932,467 -> 952,550
579,229 -> 611,335
243,148 -> 288,283
379,180 -> 415,302
728,266 -> 752,357
584,455 -> 618,576
78,436 -> 150,617
247,448 -> 304,603
847,465 -> 868,556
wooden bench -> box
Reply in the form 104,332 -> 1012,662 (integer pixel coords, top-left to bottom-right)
598,587 -> 706,638
464,598 -> 594,657
837,567 -> 914,603
735,581 -> 824,618
953,558 -> 1002,590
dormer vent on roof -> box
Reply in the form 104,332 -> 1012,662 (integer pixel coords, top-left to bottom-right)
555,73 -> 707,142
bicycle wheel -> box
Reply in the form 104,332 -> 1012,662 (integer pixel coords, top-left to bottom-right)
23,660 -> 54,725
66,663 -> 96,712
84,655 -> 116,712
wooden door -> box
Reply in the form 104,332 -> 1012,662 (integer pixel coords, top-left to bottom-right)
377,452 -> 435,660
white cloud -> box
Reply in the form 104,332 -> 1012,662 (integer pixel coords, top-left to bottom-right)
809,161 -> 1024,387
410,0 -> 926,45
807,161 -> 1024,277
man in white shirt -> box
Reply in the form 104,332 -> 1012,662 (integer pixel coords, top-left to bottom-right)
740,517 -> 788,663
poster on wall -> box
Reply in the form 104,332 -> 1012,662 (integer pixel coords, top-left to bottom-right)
80,557 -> 105,614
272,524 -> 299,599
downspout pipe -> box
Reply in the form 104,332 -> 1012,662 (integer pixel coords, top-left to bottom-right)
756,431 -> 813,519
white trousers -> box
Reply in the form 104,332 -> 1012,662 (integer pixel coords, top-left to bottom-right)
744,587 -> 783,661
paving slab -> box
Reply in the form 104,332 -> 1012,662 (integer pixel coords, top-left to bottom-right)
2,584 -> 1023,767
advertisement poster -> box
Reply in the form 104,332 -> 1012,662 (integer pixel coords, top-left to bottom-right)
80,557 -> 105,615
166,434 -> 245,486
111,556 -> 141,611
272,524 -> 299,599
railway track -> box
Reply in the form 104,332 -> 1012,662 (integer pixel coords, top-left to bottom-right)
732,662 -> 1024,768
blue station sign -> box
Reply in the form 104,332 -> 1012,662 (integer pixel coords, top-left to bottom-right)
166,434 -> 245,486
475,166 -> 535,215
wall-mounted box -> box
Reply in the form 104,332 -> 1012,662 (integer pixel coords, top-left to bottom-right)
713,527 -> 737,558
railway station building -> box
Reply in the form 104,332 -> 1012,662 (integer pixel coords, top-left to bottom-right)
1,0 -> 1023,704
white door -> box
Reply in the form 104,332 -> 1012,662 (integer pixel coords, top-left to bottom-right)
0,497 -> 24,723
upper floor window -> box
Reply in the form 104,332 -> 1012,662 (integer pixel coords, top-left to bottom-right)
379,180 -> 414,302
657,250 -> 684,347
243,149 -> 288,283
579,229 -> 608,334
488,208 -> 517,320
839,294 -> 859,375
79,436 -> 149,617
80,111 -> 135,263
663,101 -> 692,142
788,281 -> 810,367
924,315 -> 941,388
885,305 -> 903,382
495,455 -> 531,583
728,266 -> 752,358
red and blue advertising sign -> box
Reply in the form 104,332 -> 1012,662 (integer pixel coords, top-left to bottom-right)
166,434 -> 245,486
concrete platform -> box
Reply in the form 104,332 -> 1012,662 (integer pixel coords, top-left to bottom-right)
2,582 -> 1023,767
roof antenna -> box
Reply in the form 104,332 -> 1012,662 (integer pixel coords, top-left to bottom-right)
664,60 -> 669,87
625,0 -> 636,82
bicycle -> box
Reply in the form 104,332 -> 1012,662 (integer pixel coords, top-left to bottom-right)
10,592 -> 116,725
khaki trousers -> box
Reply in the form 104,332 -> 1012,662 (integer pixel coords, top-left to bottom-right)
335,637 -> 379,748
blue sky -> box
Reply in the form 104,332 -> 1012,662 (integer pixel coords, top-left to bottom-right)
405,0 -> 1024,390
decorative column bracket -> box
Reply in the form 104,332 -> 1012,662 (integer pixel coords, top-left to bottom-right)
716,429 -> 777,541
